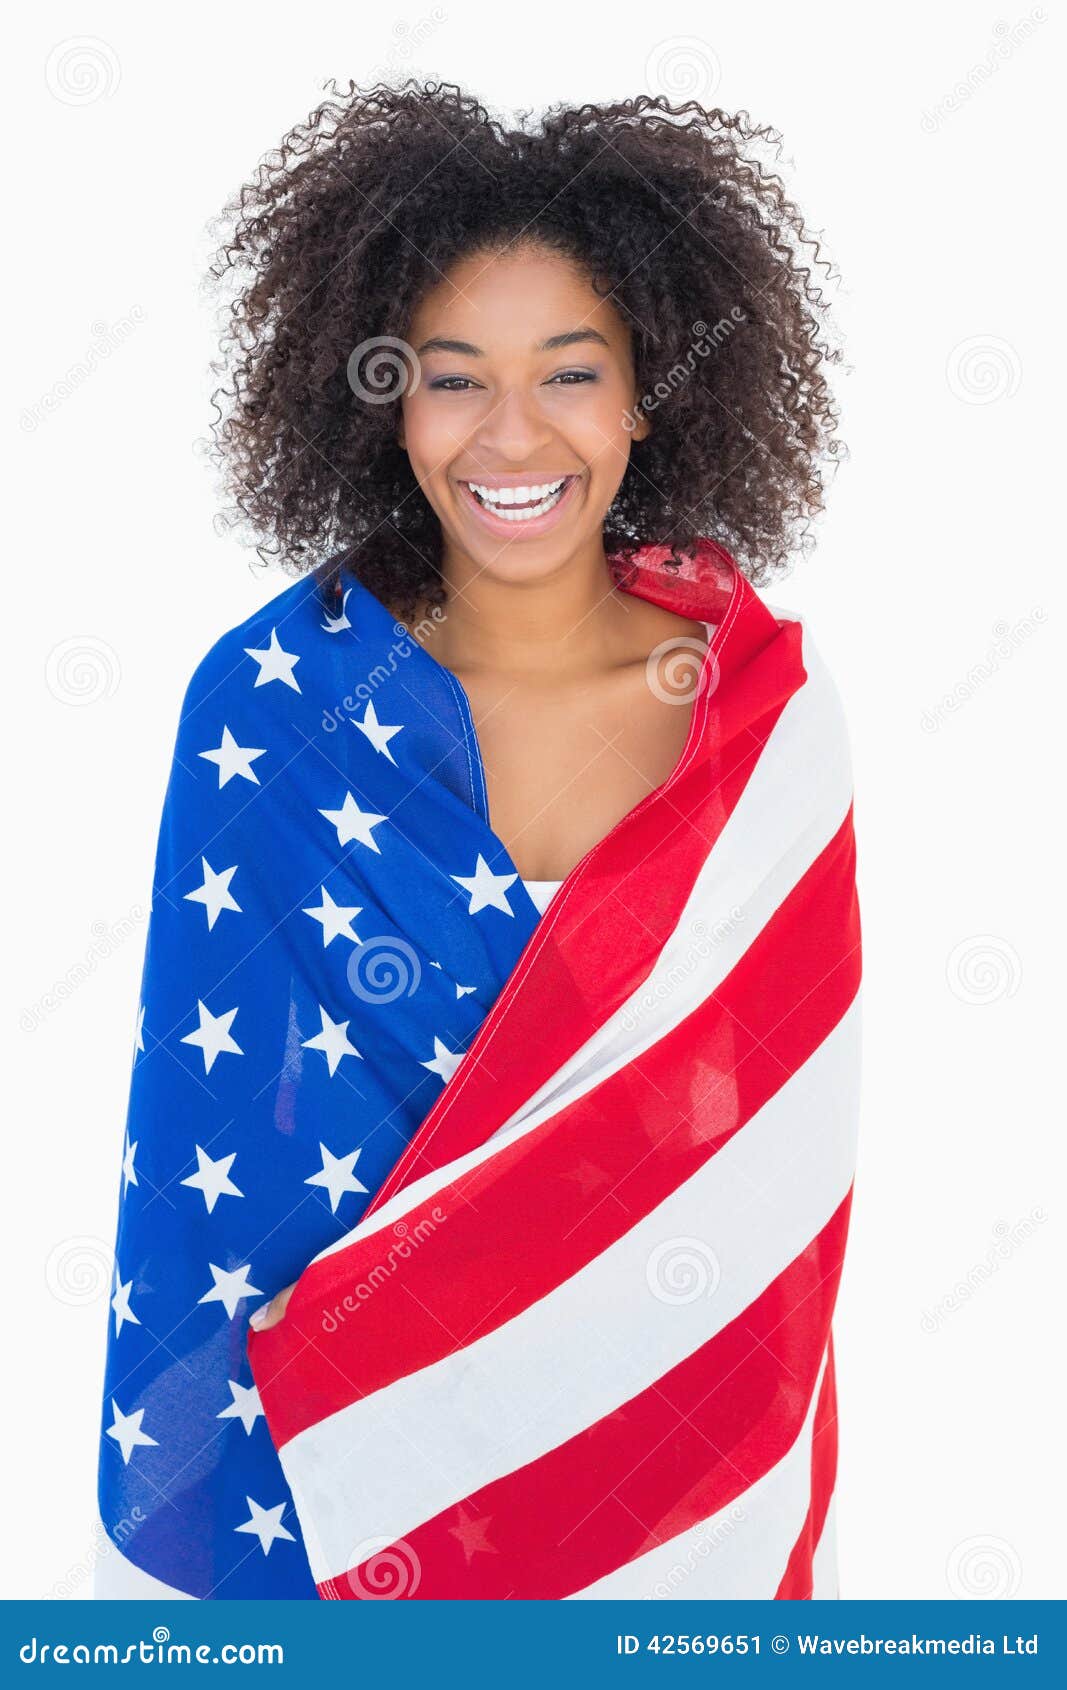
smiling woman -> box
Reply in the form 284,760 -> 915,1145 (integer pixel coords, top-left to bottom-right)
95,79 -> 860,1603
398,251 -> 646,562
206,79 -> 841,619
382,240 -> 725,881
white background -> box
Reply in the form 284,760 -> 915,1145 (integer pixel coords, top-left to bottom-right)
7,0 -> 1063,1601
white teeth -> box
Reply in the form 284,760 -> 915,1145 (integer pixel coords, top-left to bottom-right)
468,478 -> 567,507
463,477 -> 573,522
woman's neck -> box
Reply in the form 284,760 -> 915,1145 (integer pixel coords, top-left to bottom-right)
409,537 -> 637,680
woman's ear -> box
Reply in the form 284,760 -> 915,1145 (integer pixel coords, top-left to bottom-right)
628,405 -> 651,443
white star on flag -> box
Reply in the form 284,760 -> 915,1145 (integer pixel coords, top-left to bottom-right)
319,792 -> 387,852
421,1035 -> 465,1084
106,1398 -> 158,1465
198,725 -> 266,788
322,588 -> 351,634
301,1006 -> 361,1076
352,700 -> 403,763
121,1130 -> 138,1197
244,627 -> 302,692
184,858 -> 241,930
198,1262 -> 263,1320
181,1144 -> 244,1213
181,1001 -> 243,1073
305,1142 -> 369,1213
451,853 -> 519,916
234,1496 -> 296,1556
217,1379 -> 264,1436
302,886 -> 363,947
111,1269 -> 141,1337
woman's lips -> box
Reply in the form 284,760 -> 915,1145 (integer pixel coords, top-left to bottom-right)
455,473 -> 582,539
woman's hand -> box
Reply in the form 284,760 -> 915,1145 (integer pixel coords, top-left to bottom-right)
249,1280 -> 297,1332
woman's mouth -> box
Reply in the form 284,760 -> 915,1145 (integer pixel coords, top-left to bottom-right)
455,473 -> 582,536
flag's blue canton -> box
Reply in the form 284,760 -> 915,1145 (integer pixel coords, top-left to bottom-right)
97,571 -> 542,1597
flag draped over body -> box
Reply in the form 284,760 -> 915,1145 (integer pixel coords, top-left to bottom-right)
97,538 -> 861,1602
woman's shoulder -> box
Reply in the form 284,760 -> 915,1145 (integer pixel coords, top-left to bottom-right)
616,592 -> 712,662
179,569 -> 356,707
171,569 -> 357,756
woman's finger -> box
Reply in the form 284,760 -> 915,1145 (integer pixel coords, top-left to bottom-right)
249,1280 -> 296,1332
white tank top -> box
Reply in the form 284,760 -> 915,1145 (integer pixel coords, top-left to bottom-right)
521,877 -> 563,915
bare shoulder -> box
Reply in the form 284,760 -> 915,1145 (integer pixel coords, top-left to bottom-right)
615,592 -> 711,661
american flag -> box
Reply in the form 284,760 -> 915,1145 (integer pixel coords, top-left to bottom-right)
97,557 -> 567,1597
246,541 -> 863,1601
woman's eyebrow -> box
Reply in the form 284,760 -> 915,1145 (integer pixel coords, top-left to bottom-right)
540,328 -> 611,352
415,328 -> 611,357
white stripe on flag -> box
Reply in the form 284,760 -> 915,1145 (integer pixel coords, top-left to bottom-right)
811,1491 -> 840,1598
279,996 -> 861,1583
567,1348 -> 830,1599
92,1519 -> 196,1600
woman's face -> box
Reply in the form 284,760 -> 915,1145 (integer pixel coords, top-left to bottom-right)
397,243 -> 649,587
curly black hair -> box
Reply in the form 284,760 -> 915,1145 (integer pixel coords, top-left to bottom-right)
207,80 -> 843,621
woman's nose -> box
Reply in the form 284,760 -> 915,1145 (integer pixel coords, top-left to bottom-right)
471,386 -> 555,460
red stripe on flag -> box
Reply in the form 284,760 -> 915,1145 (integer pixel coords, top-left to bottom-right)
774,1335 -> 839,1599
322,1195 -> 852,1599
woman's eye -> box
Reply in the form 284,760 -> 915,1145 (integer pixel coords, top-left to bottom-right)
426,370 -> 598,392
